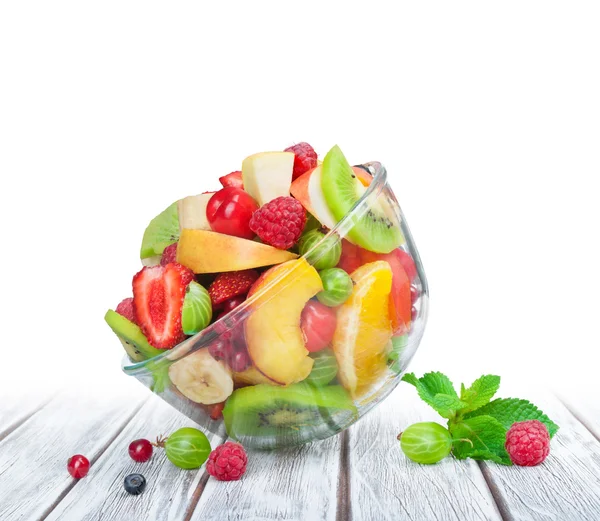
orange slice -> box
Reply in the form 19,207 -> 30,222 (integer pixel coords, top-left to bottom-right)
332,261 -> 393,398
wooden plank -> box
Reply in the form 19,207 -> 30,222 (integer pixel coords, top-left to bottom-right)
190,434 -> 342,521
556,391 -> 600,441
480,392 -> 600,521
0,392 -> 53,442
347,385 -> 503,521
0,391 -> 146,521
44,394 -> 225,521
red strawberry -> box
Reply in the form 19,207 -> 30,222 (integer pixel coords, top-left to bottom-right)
219,171 -> 244,189
208,270 -> 259,308
132,263 -> 195,349
116,297 -> 137,324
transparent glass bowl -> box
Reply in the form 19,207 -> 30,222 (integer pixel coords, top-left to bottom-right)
123,162 -> 428,449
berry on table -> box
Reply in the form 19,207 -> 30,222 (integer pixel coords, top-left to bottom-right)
249,196 -> 306,250
207,442 -> 248,481
505,420 -> 550,466
284,142 -> 318,180
116,298 -> 137,324
128,439 -> 153,463
124,473 -> 147,495
67,454 -> 90,479
208,270 -> 259,308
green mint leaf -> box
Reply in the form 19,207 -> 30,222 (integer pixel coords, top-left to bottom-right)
450,415 -> 511,465
402,372 -> 464,418
460,375 -> 501,413
464,398 -> 559,437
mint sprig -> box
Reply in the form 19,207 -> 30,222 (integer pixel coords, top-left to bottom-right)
402,372 -> 559,465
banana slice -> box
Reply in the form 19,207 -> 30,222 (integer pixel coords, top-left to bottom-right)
168,348 -> 234,405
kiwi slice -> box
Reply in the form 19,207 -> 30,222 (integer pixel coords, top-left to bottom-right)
104,309 -> 163,361
222,383 -> 357,446
140,202 -> 180,259
321,145 -> 404,254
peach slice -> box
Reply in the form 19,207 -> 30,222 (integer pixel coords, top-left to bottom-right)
245,258 -> 323,385
176,229 -> 297,273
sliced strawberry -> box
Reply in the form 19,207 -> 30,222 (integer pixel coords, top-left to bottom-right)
116,297 -> 137,324
208,270 -> 259,309
219,171 -> 244,189
133,263 -> 195,349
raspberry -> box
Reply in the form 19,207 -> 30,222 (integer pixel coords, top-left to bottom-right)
161,243 -> 178,266
249,196 -> 306,249
505,420 -> 550,466
285,142 -> 318,180
207,442 -> 248,481
116,298 -> 137,324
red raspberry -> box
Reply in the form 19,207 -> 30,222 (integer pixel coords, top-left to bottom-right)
249,196 -> 306,249
160,243 -> 178,266
207,442 -> 248,481
505,420 -> 550,466
116,298 -> 137,324
285,142 -> 318,180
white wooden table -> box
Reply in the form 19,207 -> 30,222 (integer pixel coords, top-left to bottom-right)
1,383 -> 599,521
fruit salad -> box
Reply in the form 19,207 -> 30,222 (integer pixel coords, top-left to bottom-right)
106,143 -> 428,448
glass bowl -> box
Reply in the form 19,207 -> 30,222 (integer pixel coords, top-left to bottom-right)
122,161 -> 428,449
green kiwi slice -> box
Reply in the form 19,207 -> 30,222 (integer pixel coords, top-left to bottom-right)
222,383 -> 357,446
140,202 -> 180,259
104,309 -> 163,361
321,145 -> 404,254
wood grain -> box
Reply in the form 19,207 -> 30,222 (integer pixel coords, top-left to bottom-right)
347,385 -> 503,521
0,391 -> 146,521
190,434 -> 342,521
0,392 -> 52,442
480,392 -> 600,521
557,392 -> 600,442
44,394 -> 225,521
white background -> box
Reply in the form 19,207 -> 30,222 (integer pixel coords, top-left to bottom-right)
1,1 -> 598,397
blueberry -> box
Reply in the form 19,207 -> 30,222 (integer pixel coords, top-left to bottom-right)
124,473 -> 146,495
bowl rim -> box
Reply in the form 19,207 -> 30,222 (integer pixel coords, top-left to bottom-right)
123,160 -> 391,375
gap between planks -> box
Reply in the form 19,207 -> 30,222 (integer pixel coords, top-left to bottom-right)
0,393 -> 55,443
478,462 -> 515,521
336,430 -> 351,521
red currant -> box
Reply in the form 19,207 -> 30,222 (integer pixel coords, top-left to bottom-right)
301,300 -> 337,353
206,187 -> 258,239
229,350 -> 251,372
411,306 -> 418,322
128,439 -> 153,463
67,454 -> 90,479
410,285 -> 419,304
222,295 -> 246,314
208,338 -> 233,361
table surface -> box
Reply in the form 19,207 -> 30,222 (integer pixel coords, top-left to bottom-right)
1,383 -> 599,521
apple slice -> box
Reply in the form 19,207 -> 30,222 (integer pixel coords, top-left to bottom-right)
242,151 -> 294,206
177,229 -> 297,273
178,193 -> 214,231
245,258 -> 323,385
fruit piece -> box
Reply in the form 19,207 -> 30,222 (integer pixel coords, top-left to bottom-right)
362,249 -> 412,334
67,455 -> 90,479
178,193 -> 214,231
317,268 -> 354,307
163,427 -> 211,469
210,402 -> 225,420
142,255 -> 162,267
290,166 -> 337,229
352,165 -> 374,187
242,151 -> 294,206
182,281 -> 213,335
219,171 -> 243,189
249,196 -> 306,250
221,295 -> 246,314
301,300 -> 337,353
410,285 -> 419,304
207,442 -> 248,481
332,261 -> 393,397
321,145 -> 404,253
305,350 -> 338,387
104,309 -> 164,362
177,229 -> 298,273
160,242 -> 178,266
168,348 -> 234,404
245,259 -> 322,385
208,270 -> 259,308
133,263 -> 195,349
395,249 -> 418,282
232,366 -> 279,386
388,334 -> 408,374
207,337 -> 233,362
284,142 -> 318,181
400,422 -> 452,464
298,229 -> 341,270
505,420 -> 550,466
124,473 -> 147,495
206,187 -> 258,239
116,297 -> 137,324
229,350 -> 252,372
222,383 -> 356,440
140,202 -> 180,259
337,239 -> 363,274
129,439 -> 153,463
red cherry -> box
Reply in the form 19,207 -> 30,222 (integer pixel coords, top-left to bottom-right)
411,306 -> 418,322
67,454 -> 90,479
229,350 -> 251,372
206,187 -> 258,239
410,285 -> 419,304
128,439 -> 153,463
222,295 -> 246,314
301,300 -> 337,353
